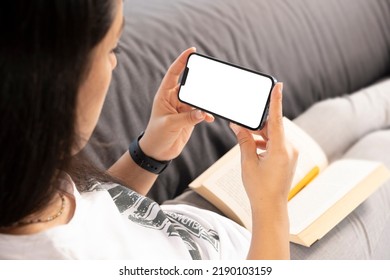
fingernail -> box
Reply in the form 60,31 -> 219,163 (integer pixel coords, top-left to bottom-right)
195,110 -> 204,120
206,113 -> 215,121
279,82 -> 283,93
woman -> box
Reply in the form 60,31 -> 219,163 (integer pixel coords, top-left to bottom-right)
0,0 -> 297,259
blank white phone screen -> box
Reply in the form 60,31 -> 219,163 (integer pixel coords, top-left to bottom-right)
179,54 -> 273,129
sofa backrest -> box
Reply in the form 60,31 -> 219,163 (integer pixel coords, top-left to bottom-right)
117,0 -> 389,115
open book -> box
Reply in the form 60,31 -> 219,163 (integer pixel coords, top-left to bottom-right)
189,118 -> 390,247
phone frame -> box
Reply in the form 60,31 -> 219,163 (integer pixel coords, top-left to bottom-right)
178,53 -> 277,130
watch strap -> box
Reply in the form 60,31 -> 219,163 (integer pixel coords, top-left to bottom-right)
129,132 -> 171,174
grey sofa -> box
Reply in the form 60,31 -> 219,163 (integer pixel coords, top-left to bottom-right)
83,0 -> 390,259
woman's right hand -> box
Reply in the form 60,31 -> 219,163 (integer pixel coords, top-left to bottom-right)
231,83 -> 298,206
230,83 -> 298,259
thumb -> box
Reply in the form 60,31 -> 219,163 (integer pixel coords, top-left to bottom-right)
230,123 -> 257,163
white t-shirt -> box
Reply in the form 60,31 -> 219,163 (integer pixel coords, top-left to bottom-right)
0,178 -> 250,260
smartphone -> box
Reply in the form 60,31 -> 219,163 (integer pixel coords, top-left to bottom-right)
178,53 -> 276,130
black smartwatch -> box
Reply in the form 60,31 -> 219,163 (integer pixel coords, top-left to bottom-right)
129,132 -> 171,174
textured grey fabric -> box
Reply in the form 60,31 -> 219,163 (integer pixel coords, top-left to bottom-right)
294,78 -> 390,162
82,0 -> 390,203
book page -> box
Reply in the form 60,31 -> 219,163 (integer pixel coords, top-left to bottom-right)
202,154 -> 252,229
283,118 -> 328,189
288,159 -> 381,235
189,144 -> 252,228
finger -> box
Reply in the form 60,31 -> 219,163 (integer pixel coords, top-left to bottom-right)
230,123 -> 258,163
255,139 -> 267,150
250,121 -> 268,140
258,122 -> 269,141
175,94 -> 214,122
177,101 -> 194,113
169,109 -> 206,128
161,47 -> 196,90
172,83 -> 214,122
169,84 -> 195,112
267,83 -> 285,148
204,113 -> 215,123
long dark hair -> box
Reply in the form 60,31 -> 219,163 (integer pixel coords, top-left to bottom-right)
0,0 -> 117,227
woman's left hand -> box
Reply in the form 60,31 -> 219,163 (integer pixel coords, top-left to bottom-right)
139,48 -> 214,161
